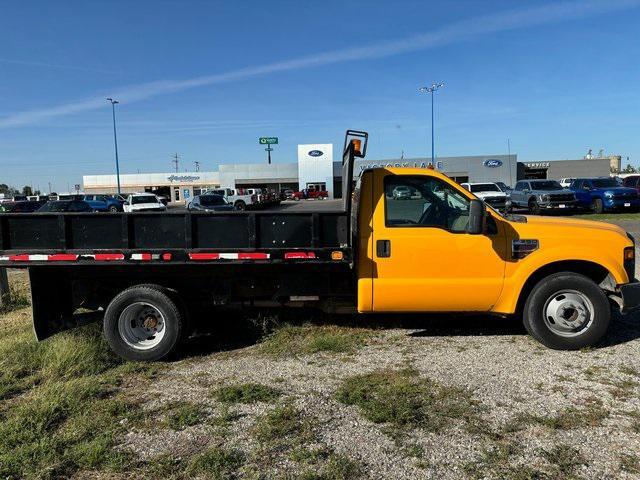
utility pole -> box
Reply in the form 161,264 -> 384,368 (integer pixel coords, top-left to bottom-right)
48,182 -> 52,194
419,83 -> 445,166
106,98 -> 121,194
172,153 -> 180,173
194,161 -> 200,172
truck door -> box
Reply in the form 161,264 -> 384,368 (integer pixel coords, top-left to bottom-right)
371,170 -> 507,312
572,180 -> 588,206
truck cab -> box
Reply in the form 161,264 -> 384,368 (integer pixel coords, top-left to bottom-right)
355,166 -> 637,350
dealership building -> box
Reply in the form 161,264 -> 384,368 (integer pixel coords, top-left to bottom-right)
83,143 -> 617,202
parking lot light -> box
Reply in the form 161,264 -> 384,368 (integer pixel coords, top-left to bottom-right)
106,98 -> 121,194
419,83 -> 445,167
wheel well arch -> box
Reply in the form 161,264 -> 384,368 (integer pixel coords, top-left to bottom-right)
527,196 -> 537,204
515,260 -> 610,315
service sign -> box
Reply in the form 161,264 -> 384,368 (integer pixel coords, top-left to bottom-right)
259,137 -> 278,145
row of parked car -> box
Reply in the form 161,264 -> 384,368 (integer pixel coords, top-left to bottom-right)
0,192 -> 168,213
187,185 -> 329,212
461,174 -> 640,215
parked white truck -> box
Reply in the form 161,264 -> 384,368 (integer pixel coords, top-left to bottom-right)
208,188 -> 258,211
461,182 -> 511,212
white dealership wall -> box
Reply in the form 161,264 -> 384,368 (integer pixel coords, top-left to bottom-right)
297,144 -> 334,198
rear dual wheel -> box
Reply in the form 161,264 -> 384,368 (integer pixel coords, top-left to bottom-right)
103,284 -> 185,361
523,272 -> 610,350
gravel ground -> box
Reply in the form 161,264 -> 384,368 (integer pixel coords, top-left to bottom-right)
121,308 -> 640,479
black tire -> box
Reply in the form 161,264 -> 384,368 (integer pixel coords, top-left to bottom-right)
109,205 -> 120,213
528,199 -> 541,215
103,284 -> 184,361
234,200 -> 246,211
591,198 -> 604,214
522,272 -> 610,350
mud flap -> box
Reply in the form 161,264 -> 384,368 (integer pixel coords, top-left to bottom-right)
29,267 -> 74,340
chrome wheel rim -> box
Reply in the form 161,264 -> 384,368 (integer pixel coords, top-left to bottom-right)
543,289 -> 594,337
118,302 -> 166,350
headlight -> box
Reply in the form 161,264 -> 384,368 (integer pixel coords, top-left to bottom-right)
506,199 -> 512,206
604,191 -> 614,198
540,194 -> 550,202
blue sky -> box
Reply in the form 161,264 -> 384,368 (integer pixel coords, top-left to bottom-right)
1,0 -> 639,192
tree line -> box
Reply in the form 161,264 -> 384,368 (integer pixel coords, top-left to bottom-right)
0,184 -> 43,197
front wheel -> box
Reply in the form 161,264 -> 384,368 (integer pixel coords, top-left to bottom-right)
234,200 -> 246,211
109,205 -> 120,212
528,199 -> 541,215
522,272 -> 610,350
103,285 -> 184,361
591,198 -> 604,214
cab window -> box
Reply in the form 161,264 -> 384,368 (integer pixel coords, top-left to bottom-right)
384,176 -> 470,232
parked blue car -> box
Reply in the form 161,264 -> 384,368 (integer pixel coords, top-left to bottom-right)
569,178 -> 640,213
81,194 -> 124,212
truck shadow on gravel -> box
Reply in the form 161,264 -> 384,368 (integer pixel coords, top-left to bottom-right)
173,308 -> 640,360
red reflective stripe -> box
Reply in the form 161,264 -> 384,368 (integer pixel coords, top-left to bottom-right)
284,252 -> 316,259
48,254 -> 78,261
237,253 -> 269,260
132,253 -> 152,261
189,253 -> 220,260
9,255 -> 30,261
94,253 -> 125,261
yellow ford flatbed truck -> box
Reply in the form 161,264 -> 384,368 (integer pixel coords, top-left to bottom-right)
0,130 -> 638,361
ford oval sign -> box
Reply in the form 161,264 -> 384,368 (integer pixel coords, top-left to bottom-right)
484,159 -> 503,168
308,150 -> 323,157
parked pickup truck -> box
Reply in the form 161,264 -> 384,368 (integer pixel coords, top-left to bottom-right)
0,130 -> 638,362
511,179 -> 577,214
208,188 -> 257,211
461,182 -> 511,212
570,178 -> 640,213
292,188 -> 329,200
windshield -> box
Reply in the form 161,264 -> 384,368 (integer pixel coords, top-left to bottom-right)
132,196 -> 157,205
470,183 -> 500,193
591,178 -> 618,188
531,181 -> 562,190
200,195 -> 226,206
39,201 -> 69,212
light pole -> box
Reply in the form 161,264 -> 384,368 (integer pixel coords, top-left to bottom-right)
106,98 -> 121,194
419,83 -> 445,166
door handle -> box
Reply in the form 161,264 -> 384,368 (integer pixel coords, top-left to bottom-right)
376,239 -> 391,258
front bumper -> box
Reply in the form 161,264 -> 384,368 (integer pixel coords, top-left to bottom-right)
603,198 -> 640,210
620,282 -> 640,314
539,201 -> 577,210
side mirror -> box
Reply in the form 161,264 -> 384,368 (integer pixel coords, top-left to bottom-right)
467,199 -> 486,234
124,201 -> 130,206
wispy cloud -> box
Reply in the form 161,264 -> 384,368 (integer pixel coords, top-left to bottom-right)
1,0 -> 638,129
